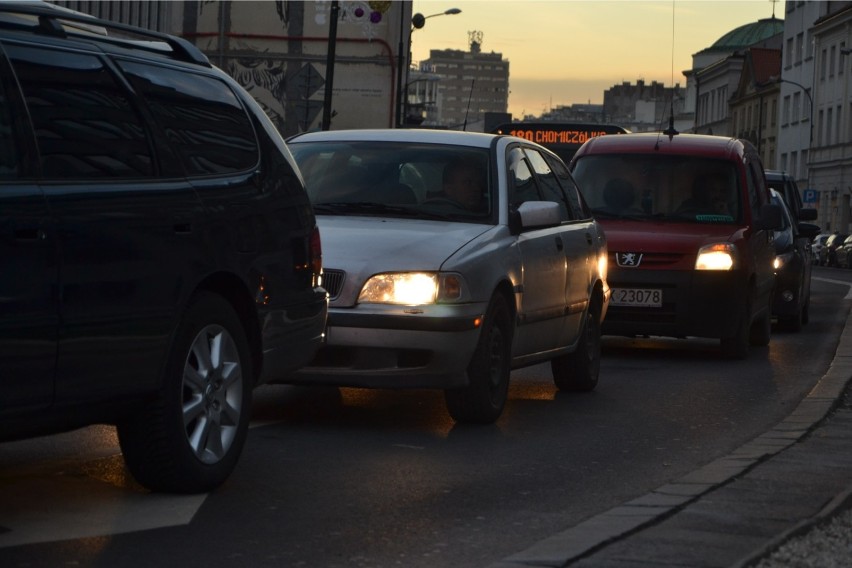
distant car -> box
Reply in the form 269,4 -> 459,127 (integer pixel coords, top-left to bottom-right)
824,233 -> 849,267
0,2 -> 327,493
834,235 -> 852,269
811,233 -> 831,265
287,129 -> 610,424
570,132 -> 783,359
769,189 -> 820,331
764,170 -> 818,223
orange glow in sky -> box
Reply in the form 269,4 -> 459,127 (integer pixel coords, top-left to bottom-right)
411,0 -> 778,118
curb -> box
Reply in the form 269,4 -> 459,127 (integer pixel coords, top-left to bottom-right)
490,306 -> 852,568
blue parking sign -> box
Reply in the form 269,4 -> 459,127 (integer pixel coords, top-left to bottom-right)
803,189 -> 817,204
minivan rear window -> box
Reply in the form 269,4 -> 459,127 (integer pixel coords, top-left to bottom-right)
572,155 -> 742,224
118,61 -> 258,177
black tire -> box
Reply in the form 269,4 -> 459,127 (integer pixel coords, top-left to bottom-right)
444,294 -> 511,424
117,292 -> 253,493
749,295 -> 772,346
551,295 -> 601,392
721,296 -> 750,360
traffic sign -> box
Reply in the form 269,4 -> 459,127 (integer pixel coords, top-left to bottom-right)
803,189 -> 818,204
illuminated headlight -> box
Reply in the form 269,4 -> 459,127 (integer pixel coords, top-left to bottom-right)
774,252 -> 794,271
695,243 -> 737,271
598,250 -> 608,280
358,272 -> 467,305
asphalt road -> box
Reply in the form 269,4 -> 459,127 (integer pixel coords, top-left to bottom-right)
0,266 -> 849,568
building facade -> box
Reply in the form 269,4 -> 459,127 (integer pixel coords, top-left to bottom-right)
421,32 -> 510,131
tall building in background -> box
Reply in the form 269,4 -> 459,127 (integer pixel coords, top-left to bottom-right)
602,80 -> 686,133
421,31 -> 509,131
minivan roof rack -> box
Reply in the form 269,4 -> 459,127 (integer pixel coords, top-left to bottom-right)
0,1 -> 211,67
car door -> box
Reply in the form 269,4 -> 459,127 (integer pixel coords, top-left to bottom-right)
523,147 -> 593,343
0,49 -> 58,414
3,43 -> 204,401
506,146 -> 566,355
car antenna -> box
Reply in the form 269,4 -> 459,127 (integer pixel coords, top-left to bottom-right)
656,0 -> 680,150
462,78 -> 475,131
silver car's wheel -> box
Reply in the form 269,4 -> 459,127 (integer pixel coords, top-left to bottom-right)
444,294 -> 511,424
118,292 -> 253,493
552,294 -> 601,392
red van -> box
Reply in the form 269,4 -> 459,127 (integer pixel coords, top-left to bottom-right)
570,133 -> 782,358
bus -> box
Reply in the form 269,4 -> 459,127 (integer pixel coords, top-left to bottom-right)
490,122 -> 629,163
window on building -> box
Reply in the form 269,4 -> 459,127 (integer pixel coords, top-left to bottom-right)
771,98 -> 777,127
841,42 -> 847,75
817,109 -> 824,146
801,150 -> 808,180
792,92 -> 800,122
796,33 -> 804,63
790,151 -> 798,178
830,45 -> 836,77
786,37 -> 794,67
827,107 -> 833,145
782,95 -> 790,125
820,48 -> 827,80
780,153 -> 788,172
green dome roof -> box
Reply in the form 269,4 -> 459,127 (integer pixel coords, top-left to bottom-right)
709,17 -> 784,51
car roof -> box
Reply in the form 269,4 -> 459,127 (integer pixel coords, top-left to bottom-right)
573,132 -> 746,161
288,128 -> 508,149
764,170 -> 791,181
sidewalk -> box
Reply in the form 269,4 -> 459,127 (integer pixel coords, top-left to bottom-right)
490,316 -> 852,568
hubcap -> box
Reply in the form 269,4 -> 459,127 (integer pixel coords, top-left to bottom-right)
182,325 -> 243,464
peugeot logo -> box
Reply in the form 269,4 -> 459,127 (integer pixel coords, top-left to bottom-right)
616,252 -> 643,267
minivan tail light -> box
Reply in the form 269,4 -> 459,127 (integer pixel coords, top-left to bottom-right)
310,225 -> 323,284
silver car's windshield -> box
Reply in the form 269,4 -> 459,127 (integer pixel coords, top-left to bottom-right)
289,141 -> 493,223
572,155 -> 743,224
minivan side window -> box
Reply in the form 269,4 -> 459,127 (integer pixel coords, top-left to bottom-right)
0,65 -> 18,179
118,61 -> 258,177
4,44 -> 153,179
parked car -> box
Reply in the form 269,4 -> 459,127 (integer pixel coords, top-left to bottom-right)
833,235 -> 852,269
0,2 -> 328,493
769,189 -> 820,331
764,170 -> 818,223
570,132 -> 783,359
286,129 -> 610,424
811,233 -> 831,265
824,233 -> 849,267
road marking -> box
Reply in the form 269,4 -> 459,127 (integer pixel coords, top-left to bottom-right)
0,453 -> 206,548
812,276 -> 852,300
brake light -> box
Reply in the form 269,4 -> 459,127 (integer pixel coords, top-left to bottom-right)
310,225 -> 323,285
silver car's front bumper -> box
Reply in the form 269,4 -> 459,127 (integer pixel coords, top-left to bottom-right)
289,302 -> 487,389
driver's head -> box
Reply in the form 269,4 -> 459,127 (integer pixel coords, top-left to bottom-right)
442,159 -> 485,210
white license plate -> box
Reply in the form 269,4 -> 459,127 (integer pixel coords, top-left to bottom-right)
611,288 -> 662,307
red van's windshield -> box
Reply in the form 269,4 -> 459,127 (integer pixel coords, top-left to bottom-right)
572,155 -> 742,224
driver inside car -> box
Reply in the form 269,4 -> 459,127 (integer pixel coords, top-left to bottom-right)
441,158 -> 486,211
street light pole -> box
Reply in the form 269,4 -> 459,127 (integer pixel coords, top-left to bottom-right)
771,75 -> 813,144
401,7 -> 461,127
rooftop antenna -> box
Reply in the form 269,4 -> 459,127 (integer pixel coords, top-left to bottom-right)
462,78 -> 475,131
657,0 -> 679,148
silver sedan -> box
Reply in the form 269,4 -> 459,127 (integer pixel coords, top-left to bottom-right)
286,129 -> 609,423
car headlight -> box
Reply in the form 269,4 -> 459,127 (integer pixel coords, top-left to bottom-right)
774,251 -> 794,271
695,243 -> 737,271
358,272 -> 467,305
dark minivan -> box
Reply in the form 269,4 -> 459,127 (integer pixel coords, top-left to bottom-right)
0,3 -> 327,492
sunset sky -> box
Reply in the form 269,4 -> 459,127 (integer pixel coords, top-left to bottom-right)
410,0 -> 779,117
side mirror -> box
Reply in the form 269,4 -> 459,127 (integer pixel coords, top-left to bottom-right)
755,203 -> 783,231
518,201 -> 562,228
797,222 -> 821,240
797,207 -> 818,222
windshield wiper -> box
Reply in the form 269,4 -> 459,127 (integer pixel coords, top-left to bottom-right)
312,202 -> 419,216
